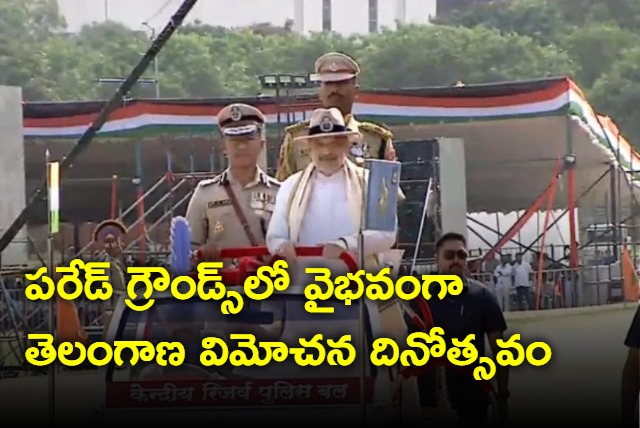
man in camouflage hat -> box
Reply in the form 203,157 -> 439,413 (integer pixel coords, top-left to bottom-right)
275,52 -> 401,187
185,103 -> 280,260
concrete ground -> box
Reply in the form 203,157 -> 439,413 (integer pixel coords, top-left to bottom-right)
0,303 -> 636,425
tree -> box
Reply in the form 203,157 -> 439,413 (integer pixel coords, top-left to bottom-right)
434,0 -> 640,45
3,0 -> 640,147
0,19 -> 575,101
590,47 -> 640,144
433,0 -> 570,46
359,25 -> 575,88
431,0 -> 640,146
0,0 -> 68,99
559,23 -> 640,89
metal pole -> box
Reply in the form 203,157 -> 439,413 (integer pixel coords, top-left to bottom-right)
358,174 -> 367,424
358,231 -> 367,425
45,150 -> 55,424
154,57 -> 160,98
151,28 -> 161,98
410,178 -> 432,273
610,163 -> 619,261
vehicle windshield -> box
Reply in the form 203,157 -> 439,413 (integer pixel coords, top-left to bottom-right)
107,295 -> 366,382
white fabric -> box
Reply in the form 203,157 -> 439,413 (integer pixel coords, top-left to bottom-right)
493,263 -> 513,288
495,283 -> 511,312
287,162 -> 362,244
513,261 -> 532,287
493,263 -> 513,312
266,165 -> 396,258
266,162 -> 419,420
222,124 -> 258,136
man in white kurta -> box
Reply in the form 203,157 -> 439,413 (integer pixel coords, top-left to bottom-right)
266,107 -> 419,421
267,151 -> 395,261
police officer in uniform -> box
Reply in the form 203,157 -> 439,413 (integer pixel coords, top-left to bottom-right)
91,219 -> 128,338
92,219 -> 127,292
185,103 -> 280,260
275,52 -> 401,187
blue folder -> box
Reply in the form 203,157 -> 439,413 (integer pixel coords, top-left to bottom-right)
364,159 -> 401,232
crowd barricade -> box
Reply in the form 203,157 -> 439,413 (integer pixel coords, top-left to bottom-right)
468,264 -> 627,311
0,276 -> 114,334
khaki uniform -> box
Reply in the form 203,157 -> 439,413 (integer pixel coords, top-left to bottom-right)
186,102 -> 279,249
275,51 -> 404,201
109,257 -> 126,292
91,219 -> 128,338
186,168 -> 280,248
276,115 -> 397,181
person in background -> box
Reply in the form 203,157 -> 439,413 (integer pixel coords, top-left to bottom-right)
512,252 -> 533,310
185,103 -> 280,261
63,245 -> 76,264
275,52 -> 400,182
91,220 -> 127,293
484,253 -> 500,284
493,254 -> 513,312
413,232 -> 509,427
90,220 -> 127,338
621,305 -> 640,427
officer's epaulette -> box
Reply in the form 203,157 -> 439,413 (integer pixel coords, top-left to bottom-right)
197,175 -> 222,188
265,175 -> 281,187
284,119 -> 310,135
359,122 -> 393,140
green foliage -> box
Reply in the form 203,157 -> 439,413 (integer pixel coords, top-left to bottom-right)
435,0 -> 640,145
0,0 -> 575,101
1,0 -> 640,144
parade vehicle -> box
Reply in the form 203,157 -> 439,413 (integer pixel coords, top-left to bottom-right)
97,245 -> 396,423
96,244 -> 501,425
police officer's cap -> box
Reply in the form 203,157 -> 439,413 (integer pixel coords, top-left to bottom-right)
294,108 -> 360,142
217,103 -> 266,137
312,52 -> 361,83
92,219 -> 127,243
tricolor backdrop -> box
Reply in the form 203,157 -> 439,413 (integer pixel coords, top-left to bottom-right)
21,76 -> 640,185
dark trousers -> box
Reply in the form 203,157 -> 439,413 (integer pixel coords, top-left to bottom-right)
457,405 -> 488,427
515,286 -> 532,310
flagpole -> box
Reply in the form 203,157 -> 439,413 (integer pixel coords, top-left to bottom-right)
358,174 -> 367,426
45,150 -> 56,424
410,177 -> 432,274
358,230 -> 367,425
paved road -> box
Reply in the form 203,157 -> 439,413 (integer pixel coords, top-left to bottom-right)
504,304 -> 636,425
1,304 -> 637,425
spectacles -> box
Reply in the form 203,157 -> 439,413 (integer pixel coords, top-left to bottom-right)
442,250 -> 468,261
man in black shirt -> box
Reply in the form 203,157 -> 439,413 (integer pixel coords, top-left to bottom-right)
622,306 -> 640,426
412,232 -> 510,426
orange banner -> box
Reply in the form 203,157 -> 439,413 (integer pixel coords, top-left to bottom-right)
622,246 -> 640,302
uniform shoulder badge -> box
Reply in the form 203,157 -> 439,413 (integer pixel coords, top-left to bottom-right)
266,175 -> 281,187
359,122 -> 393,140
198,175 -> 222,188
284,119 -> 310,136
259,170 -> 281,187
